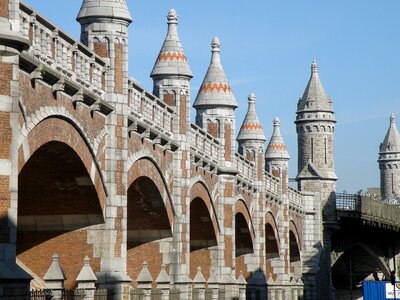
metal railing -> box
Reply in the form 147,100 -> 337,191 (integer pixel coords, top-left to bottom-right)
336,193 -> 400,229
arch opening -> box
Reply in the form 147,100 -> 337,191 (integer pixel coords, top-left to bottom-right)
332,243 -> 390,297
17,141 -> 104,289
265,223 -> 279,260
190,197 -> 218,280
127,175 -> 172,281
289,230 -> 301,276
235,213 -> 253,257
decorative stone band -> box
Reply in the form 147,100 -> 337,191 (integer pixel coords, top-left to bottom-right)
240,123 -> 263,131
267,143 -> 287,150
200,82 -> 231,94
157,51 -> 187,62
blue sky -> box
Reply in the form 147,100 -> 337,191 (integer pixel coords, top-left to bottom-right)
23,0 -> 400,193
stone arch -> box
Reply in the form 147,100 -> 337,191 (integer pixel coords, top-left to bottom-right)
189,181 -> 219,280
331,241 -> 391,292
236,199 -> 256,244
126,157 -> 174,282
190,181 -> 220,236
289,221 -> 301,276
289,220 -> 302,251
19,116 -> 107,209
17,117 -> 106,288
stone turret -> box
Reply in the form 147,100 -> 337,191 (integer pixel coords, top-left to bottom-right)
194,37 -> 237,165
77,0 -> 132,96
295,60 -> 337,184
266,117 -> 289,190
151,9 -> 192,134
237,93 -> 266,180
378,114 -> 400,201
76,0 -> 132,292
295,60 -> 337,300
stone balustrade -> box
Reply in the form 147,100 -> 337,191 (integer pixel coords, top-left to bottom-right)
235,153 -> 254,185
19,3 -> 107,98
264,171 -> 280,197
288,187 -> 303,211
129,79 -> 175,136
190,124 -> 220,171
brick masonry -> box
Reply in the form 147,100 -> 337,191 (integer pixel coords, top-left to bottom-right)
0,1 -> 343,299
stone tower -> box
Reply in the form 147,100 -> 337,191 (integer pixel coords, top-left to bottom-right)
77,0 -> 132,294
151,9 -> 193,284
378,114 -> 400,201
151,8 -> 192,135
77,0 -> 132,95
193,37 -> 238,165
295,60 -> 337,299
265,117 -> 290,191
237,93 -> 266,180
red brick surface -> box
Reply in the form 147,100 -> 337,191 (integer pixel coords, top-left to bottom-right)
17,230 -> 99,289
0,1 -> 9,18
0,63 -> 12,95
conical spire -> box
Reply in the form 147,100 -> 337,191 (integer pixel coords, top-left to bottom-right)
237,93 -> 266,142
193,37 -> 238,108
266,117 -> 290,160
380,114 -> 400,153
297,60 -> 333,112
77,0 -> 132,24
150,9 -> 192,79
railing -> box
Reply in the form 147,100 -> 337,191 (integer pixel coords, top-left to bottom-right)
19,3 -> 107,96
336,193 -> 400,229
264,171 -> 280,197
235,153 -> 254,184
288,187 -> 303,209
336,193 -> 361,211
129,79 -> 175,135
190,124 -> 220,165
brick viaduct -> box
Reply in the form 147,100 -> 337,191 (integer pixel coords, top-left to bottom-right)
0,0 -> 344,299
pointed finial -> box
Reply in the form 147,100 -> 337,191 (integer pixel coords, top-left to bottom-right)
311,59 -> 318,74
273,116 -> 280,126
391,113 -> 396,124
248,93 -> 256,103
83,256 -> 90,266
211,36 -> 221,53
167,9 -> 178,24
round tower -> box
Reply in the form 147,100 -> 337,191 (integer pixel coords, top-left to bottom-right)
265,117 -> 290,189
295,60 -> 337,186
295,60 -> 337,300
77,0 -> 132,96
193,37 -> 238,164
378,114 -> 400,201
237,93 -> 266,180
150,9 -> 192,134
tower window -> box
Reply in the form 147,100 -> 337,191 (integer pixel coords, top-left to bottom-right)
324,138 -> 327,165
310,138 -> 314,163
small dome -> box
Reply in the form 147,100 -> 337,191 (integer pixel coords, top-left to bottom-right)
193,37 -> 238,109
77,0 -> 132,24
265,117 -> 290,160
237,93 -> 266,142
150,9 -> 192,79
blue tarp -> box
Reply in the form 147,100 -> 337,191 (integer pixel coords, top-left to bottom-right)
363,281 -> 400,300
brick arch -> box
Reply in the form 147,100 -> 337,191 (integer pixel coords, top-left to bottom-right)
190,181 -> 220,236
289,220 -> 302,251
235,199 -> 255,243
19,116 -> 107,210
265,211 -> 280,247
127,157 -> 175,227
